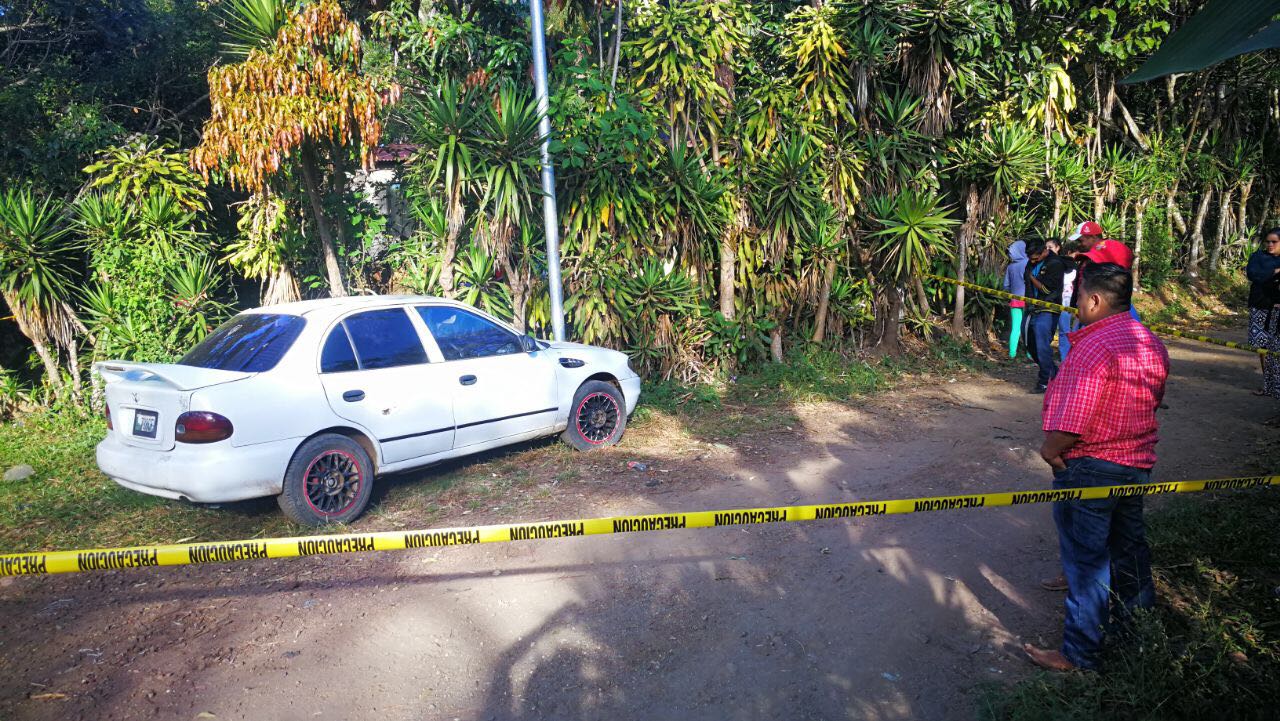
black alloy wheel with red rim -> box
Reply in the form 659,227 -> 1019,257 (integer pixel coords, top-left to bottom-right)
303,450 -> 363,516
279,433 -> 375,525
576,392 -> 620,445
563,380 -> 627,451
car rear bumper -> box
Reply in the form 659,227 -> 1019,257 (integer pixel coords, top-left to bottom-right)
96,434 -> 296,503
620,373 -> 642,415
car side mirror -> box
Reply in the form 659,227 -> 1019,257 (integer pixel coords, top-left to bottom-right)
521,335 -> 538,353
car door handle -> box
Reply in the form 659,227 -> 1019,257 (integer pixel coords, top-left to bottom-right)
342,390 -> 365,402
459,375 -> 477,386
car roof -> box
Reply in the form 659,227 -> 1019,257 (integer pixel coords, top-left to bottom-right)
241,295 -> 465,322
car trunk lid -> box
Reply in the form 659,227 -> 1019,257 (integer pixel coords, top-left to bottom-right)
96,362 -> 252,451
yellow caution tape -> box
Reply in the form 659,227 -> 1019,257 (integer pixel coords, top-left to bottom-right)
924,273 -> 1271,357
924,273 -> 1076,315
1144,323 -> 1271,356
1,474 -> 1276,577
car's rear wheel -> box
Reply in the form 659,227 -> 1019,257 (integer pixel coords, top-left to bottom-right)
562,380 -> 626,451
279,434 -> 374,525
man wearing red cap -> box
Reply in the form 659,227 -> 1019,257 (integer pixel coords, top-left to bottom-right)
1069,221 -> 1134,269
1069,221 -> 1140,322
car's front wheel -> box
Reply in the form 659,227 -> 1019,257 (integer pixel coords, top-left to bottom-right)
562,380 -> 627,451
279,433 -> 374,525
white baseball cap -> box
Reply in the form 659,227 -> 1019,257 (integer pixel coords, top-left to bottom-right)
1068,221 -> 1104,241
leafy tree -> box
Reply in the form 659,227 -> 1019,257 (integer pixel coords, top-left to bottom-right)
223,192 -> 304,305
0,0 -> 218,194
191,0 -> 400,297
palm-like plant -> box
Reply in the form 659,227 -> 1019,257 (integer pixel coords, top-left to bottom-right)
803,204 -> 847,343
563,162 -> 655,262
653,145 -> 727,280
167,258 -> 234,349
452,244 -> 512,321
404,80 -> 480,297
843,2 -> 905,113
619,259 -> 699,377
869,190 -> 957,283
136,189 -> 203,260
389,197 -> 449,296
975,125 -> 1044,206
949,123 -> 1042,333
474,85 -> 544,330
566,248 -> 630,349
218,0 -> 289,59
224,192 -> 302,305
1048,146 -> 1092,233
867,190 -> 957,354
83,141 -> 209,213
627,0 -> 748,151
783,4 -> 852,127
750,136 -> 824,263
898,0 -> 1003,136
864,90 -> 932,193
0,189 -> 84,395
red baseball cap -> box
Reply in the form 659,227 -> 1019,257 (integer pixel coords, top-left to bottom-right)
1068,221 -> 1104,240
1082,239 -> 1134,270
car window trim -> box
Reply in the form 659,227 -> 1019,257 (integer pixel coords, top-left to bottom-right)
405,304 -> 445,363
340,320 -> 364,370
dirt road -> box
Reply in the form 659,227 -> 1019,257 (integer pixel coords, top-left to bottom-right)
1,332 -> 1272,721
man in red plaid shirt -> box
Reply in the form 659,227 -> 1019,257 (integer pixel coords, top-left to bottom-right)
1024,263 -> 1170,672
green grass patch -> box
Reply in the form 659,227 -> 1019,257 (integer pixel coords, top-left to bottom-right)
0,408 -> 308,551
1144,299 -> 1191,327
977,488 -> 1280,721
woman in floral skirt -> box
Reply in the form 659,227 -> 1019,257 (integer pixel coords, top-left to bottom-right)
1246,228 -> 1280,414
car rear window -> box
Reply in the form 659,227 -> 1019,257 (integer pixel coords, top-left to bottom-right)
180,314 -> 305,373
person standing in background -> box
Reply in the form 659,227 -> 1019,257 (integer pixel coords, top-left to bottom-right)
1024,239 -> 1066,393
1049,239 -> 1079,361
1068,221 -> 1140,322
1004,240 -> 1030,360
1246,228 -> 1280,408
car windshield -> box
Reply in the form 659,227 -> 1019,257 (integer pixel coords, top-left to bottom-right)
179,314 -> 305,372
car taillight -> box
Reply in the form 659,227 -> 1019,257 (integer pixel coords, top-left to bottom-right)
175,412 -> 234,444
105,405 -> 113,430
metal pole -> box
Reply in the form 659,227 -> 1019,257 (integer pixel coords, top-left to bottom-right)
529,0 -> 566,341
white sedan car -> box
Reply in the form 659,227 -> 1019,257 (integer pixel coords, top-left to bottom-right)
95,296 -> 641,525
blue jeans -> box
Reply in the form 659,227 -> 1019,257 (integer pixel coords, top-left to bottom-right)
1051,457 -> 1155,670
1030,311 -> 1059,386
1058,312 -> 1077,361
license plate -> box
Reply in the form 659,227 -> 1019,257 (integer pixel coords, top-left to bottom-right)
132,409 -> 159,439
